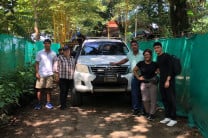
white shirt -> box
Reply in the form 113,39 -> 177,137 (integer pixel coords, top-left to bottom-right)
127,50 -> 144,72
36,49 -> 56,77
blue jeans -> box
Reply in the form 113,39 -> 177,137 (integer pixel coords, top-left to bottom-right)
131,76 -> 143,111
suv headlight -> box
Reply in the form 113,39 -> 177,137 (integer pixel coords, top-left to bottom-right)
127,66 -> 131,73
76,64 -> 89,73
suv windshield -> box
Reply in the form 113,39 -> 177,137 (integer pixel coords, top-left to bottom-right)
81,41 -> 129,55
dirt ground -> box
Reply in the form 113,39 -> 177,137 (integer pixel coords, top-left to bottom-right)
0,86 -> 203,138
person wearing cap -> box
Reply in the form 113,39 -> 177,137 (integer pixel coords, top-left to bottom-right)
55,45 -> 75,110
34,39 -> 57,110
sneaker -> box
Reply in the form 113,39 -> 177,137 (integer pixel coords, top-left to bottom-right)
60,105 -> 66,110
45,103 -> 53,109
140,110 -> 146,116
147,114 -> 155,121
160,118 -> 171,124
132,110 -> 140,116
34,104 -> 41,110
167,120 -> 177,127
145,113 -> 150,118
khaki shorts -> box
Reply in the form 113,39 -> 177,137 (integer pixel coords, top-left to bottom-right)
35,75 -> 54,89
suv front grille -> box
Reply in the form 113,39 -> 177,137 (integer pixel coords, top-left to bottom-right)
90,66 -> 128,75
86,66 -> 129,92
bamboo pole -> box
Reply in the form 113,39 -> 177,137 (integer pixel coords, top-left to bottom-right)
53,13 -> 57,42
125,0 -> 129,42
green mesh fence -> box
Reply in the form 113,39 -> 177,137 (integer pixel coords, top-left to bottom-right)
24,41 -> 60,64
189,34 -> 208,137
0,34 -> 208,137
137,35 -> 207,138
0,34 -> 60,76
0,34 -> 25,74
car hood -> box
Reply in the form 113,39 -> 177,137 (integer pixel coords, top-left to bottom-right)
77,55 -> 129,66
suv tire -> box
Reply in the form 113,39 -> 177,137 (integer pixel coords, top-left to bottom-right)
71,88 -> 82,106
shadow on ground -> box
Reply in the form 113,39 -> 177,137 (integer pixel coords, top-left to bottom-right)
0,86 -> 202,138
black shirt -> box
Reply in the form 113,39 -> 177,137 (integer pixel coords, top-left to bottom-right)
136,61 -> 158,79
157,53 -> 173,82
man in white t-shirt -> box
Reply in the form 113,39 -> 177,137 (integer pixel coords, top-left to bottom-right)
34,39 -> 57,110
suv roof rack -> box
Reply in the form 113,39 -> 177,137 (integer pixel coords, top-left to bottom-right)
85,37 -> 123,41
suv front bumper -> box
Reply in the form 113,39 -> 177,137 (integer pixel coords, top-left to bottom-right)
74,71 -> 132,93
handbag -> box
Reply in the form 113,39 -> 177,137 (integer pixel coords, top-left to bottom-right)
148,75 -> 159,84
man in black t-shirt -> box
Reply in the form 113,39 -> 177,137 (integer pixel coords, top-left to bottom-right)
153,42 -> 177,127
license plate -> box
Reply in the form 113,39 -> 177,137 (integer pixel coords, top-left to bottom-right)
104,77 -> 117,82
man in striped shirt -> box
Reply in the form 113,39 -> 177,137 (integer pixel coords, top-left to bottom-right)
55,45 -> 75,110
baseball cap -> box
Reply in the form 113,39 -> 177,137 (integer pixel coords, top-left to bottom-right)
63,45 -> 70,51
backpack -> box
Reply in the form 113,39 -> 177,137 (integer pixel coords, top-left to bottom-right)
169,54 -> 182,76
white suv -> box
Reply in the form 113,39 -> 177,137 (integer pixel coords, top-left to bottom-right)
72,37 -> 132,106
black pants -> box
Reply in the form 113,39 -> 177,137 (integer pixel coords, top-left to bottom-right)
59,79 -> 73,107
159,78 -> 176,120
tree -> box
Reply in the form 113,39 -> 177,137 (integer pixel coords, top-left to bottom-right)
0,0 -> 107,42
168,0 -> 189,37
188,0 -> 208,34
31,0 -> 41,41
0,0 -> 19,34
50,0 -> 106,43
1,0 -> 208,40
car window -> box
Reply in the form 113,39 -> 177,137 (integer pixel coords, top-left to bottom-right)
81,41 -> 129,55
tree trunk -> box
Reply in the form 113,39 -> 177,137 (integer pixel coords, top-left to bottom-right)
32,0 -> 40,41
169,0 -> 189,37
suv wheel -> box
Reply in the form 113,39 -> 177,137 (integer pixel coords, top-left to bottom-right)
71,88 -> 82,106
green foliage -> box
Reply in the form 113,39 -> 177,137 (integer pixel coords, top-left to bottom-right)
0,64 -> 35,109
0,0 -> 108,38
111,0 -> 170,37
192,17 -> 208,33
1,0 -> 208,38
188,1 -> 208,34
